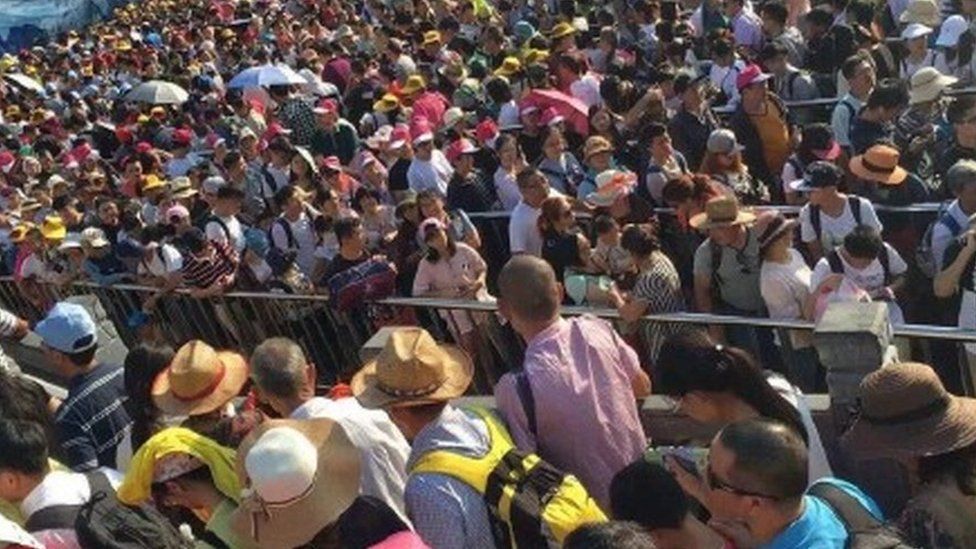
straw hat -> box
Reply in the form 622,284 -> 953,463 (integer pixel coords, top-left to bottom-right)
169,176 -> 197,199
843,363 -> 976,459
583,135 -> 613,161
372,93 -> 401,113
422,30 -> 441,47
689,196 -> 756,230
401,74 -> 427,96
142,174 -> 166,192
909,67 -> 957,105
586,170 -> 637,207
9,222 -> 36,244
899,0 -> 941,27
850,145 -> 908,185
549,22 -> 577,39
352,327 -> 473,409
494,57 -> 522,78
230,418 -> 361,548
40,216 -> 66,241
151,340 -> 249,416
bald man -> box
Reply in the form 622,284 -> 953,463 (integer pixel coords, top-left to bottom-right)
494,256 -> 651,510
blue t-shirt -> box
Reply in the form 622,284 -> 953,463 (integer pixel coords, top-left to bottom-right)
762,478 -> 884,549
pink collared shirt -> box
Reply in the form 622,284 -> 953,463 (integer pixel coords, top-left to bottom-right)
494,315 -> 647,509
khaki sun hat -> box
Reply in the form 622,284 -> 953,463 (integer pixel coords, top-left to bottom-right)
352,327 -> 473,409
688,195 -> 756,230
151,340 -> 249,416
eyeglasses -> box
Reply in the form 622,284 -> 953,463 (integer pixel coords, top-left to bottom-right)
705,464 -> 779,499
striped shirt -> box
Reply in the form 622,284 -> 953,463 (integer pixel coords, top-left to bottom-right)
55,363 -> 132,471
181,240 -> 239,289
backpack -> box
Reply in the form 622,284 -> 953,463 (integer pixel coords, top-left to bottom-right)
808,482 -> 915,549
916,204 -> 964,278
811,196 -> 862,243
827,247 -> 891,286
326,258 -> 397,312
411,407 -> 607,548
25,472 -> 192,549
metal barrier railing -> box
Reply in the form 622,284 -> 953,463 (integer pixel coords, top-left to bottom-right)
1,276 -> 974,394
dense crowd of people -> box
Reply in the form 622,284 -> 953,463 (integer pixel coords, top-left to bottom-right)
0,0 -> 974,545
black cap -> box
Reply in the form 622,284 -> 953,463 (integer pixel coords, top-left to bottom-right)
791,161 -> 843,193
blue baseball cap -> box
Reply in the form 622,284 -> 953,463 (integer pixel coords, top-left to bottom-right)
35,302 -> 98,354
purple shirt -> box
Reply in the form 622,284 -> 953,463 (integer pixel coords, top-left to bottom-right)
494,315 -> 647,509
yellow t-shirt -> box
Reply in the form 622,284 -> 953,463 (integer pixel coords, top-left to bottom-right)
749,98 -> 791,177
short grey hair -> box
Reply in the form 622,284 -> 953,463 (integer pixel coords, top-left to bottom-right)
249,338 -> 308,399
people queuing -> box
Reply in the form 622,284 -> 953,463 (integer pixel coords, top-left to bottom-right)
0,0 -> 973,546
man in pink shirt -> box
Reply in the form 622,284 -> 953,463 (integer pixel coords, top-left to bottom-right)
494,256 -> 651,510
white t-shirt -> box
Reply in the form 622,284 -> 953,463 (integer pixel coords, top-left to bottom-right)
291,397 -> 411,526
509,200 -> 543,256
137,244 -> 184,279
810,244 -> 907,324
761,249 -> 811,322
799,196 -> 882,252
407,151 -> 454,196
270,212 -> 319,276
204,214 -> 246,254
810,243 -> 907,299
767,374 -> 834,483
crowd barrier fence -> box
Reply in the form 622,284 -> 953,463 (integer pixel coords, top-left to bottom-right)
1,277 -> 974,395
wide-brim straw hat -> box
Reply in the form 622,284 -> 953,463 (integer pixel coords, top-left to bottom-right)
230,418 -> 361,548
689,196 -> 756,230
583,135 -> 613,161
909,67 -> 957,105
849,144 -> 908,186
352,327 -> 473,409
843,362 -> 976,459
151,340 -> 249,416
754,211 -> 798,253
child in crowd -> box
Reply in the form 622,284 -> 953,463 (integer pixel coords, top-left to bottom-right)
590,215 -> 633,285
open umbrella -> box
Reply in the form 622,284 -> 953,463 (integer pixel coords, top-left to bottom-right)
227,64 -> 307,89
521,88 -> 589,136
2,73 -> 44,94
124,80 -> 189,104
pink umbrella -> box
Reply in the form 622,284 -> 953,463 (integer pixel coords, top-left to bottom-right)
521,88 -> 589,136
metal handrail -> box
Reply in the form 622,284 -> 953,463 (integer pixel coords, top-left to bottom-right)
466,203 -> 949,220
375,296 -> 976,343
7,279 -> 976,342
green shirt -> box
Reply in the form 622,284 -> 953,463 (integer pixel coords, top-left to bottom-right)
693,227 -> 765,313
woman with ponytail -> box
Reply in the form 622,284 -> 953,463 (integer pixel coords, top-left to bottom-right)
655,331 -> 832,495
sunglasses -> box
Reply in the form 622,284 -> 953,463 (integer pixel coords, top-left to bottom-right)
706,464 -> 779,499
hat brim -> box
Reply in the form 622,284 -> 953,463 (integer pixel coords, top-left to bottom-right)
150,351 -> 249,416
401,85 -> 423,96
41,228 -> 67,240
758,218 -> 798,253
230,419 -> 361,548
352,343 -> 474,409
738,73 -> 772,91
584,146 -> 613,160
910,74 -> 958,104
842,396 -> 976,459
689,210 -> 757,230
850,156 -> 908,185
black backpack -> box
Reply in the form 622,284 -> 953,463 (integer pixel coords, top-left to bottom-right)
25,472 -> 192,549
809,482 -> 916,549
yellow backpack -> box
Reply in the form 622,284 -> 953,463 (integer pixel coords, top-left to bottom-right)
410,407 -> 607,547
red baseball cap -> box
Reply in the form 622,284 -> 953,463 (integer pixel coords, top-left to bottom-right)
313,98 -> 339,115
135,141 -> 154,154
736,64 -> 773,91
172,128 -> 193,146
388,124 -> 411,149
445,138 -> 480,164
0,151 -> 14,174
475,118 -> 499,144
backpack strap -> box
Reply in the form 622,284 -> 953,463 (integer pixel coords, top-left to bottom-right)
25,505 -> 81,533
85,471 -> 114,499
272,217 -> 296,249
207,216 -> 231,243
808,482 -> 884,535
514,371 -> 537,438
810,204 -> 822,241
848,195 -> 862,225
941,212 -> 963,236
879,245 -> 892,286
827,250 -> 844,274
787,70 -> 800,100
